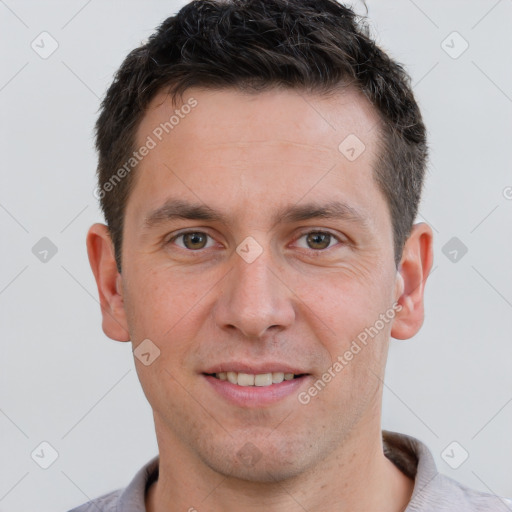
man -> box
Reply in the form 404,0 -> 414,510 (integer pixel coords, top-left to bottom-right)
71,0 -> 510,510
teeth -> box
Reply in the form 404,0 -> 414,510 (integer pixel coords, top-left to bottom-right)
237,373 -> 255,386
272,372 -> 284,383
215,371 -> 297,386
254,373 -> 272,386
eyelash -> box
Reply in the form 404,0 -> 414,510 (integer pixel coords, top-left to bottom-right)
166,229 -> 346,252
294,229 -> 344,251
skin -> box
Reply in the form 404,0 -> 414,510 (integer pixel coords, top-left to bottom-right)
87,86 -> 433,512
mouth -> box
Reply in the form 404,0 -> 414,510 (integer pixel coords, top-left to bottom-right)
204,371 -> 308,387
202,368 -> 310,407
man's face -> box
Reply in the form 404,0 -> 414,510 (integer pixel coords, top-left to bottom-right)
116,87 -> 404,480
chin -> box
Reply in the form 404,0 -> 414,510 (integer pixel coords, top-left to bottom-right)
196,433 -> 318,483
204,454 -> 308,483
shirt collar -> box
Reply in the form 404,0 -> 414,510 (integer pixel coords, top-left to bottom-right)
382,430 -> 440,510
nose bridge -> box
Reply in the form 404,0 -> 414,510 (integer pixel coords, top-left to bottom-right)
214,241 -> 295,338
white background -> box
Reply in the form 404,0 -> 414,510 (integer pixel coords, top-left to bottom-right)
0,1 -> 511,510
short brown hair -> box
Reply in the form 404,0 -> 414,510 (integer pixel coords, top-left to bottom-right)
95,0 -> 427,272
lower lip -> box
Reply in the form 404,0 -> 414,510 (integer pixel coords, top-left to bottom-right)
203,374 -> 309,408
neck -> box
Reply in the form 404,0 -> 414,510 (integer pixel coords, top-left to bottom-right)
146,420 -> 414,512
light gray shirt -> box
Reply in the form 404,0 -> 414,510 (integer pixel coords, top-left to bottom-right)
68,430 -> 511,511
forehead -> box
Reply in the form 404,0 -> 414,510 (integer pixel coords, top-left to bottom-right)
127,86 -> 387,229
137,86 -> 380,156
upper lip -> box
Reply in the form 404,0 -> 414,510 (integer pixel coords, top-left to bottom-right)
202,363 -> 308,375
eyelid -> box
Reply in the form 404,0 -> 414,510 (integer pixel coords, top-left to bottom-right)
292,228 -> 347,250
166,229 -> 218,249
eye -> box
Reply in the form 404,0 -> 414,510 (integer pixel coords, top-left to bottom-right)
168,231 -> 216,250
294,230 -> 343,251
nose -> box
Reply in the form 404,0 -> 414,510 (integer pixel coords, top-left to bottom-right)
213,243 -> 296,339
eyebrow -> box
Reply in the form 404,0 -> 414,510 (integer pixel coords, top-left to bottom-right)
143,200 -> 227,228
276,200 -> 368,227
142,198 -> 369,231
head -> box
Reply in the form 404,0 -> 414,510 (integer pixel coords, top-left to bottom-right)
88,0 -> 433,483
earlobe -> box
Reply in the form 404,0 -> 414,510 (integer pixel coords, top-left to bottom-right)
391,222 -> 434,340
86,223 -> 131,342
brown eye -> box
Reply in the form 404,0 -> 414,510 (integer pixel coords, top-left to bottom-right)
182,232 -> 208,249
305,232 -> 334,250
170,231 -> 214,250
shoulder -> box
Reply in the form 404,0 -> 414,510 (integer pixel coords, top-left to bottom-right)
67,488 -> 123,512
411,471 -> 512,511
66,455 -> 159,512
382,431 -> 511,512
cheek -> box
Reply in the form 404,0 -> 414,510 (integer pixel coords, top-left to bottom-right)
122,265 -> 210,361
125,270 -> 204,403
296,268 -> 395,401
299,270 -> 392,340
127,265 -> 197,319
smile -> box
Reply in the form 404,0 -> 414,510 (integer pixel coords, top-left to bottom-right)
203,370 -> 310,407
207,371 -> 305,387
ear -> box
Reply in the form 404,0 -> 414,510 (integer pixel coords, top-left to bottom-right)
86,223 -> 130,342
391,222 -> 434,340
